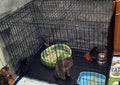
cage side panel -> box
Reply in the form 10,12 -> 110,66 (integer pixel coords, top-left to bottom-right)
0,0 -> 113,79
0,2 -> 44,75
33,0 -> 113,52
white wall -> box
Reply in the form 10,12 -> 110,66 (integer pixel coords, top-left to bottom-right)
0,0 -> 32,69
0,35 -> 6,69
0,0 -> 32,18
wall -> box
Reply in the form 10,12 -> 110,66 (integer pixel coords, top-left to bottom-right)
0,0 -> 32,69
0,0 -> 32,18
0,35 -> 6,69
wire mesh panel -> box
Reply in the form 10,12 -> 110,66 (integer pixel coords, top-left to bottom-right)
0,1 -> 44,75
0,0 -> 114,85
34,0 -> 112,52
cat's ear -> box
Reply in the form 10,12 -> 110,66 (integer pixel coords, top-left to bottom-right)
67,57 -> 72,61
6,64 -> 9,68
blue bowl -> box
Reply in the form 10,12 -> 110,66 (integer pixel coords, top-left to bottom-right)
77,71 -> 106,85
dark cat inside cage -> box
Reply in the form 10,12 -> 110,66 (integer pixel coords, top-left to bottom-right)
54,57 -> 73,80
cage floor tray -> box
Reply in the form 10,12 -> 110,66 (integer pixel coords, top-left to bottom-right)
16,49 -> 110,85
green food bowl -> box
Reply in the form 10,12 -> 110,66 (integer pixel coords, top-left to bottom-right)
41,44 -> 72,67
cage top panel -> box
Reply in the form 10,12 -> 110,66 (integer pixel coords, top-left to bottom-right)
34,0 -> 112,21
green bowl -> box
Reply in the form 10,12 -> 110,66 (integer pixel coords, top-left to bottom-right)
41,44 -> 72,67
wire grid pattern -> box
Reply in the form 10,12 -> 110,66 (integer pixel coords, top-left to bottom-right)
0,2 -> 44,74
33,0 -> 112,52
0,0 -> 113,78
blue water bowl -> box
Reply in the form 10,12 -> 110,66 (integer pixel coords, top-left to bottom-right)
77,71 -> 106,85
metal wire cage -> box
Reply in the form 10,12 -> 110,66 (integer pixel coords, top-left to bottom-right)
0,0 -> 114,85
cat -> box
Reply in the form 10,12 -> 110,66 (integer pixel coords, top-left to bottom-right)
54,57 -> 73,80
0,75 -> 8,85
0,65 -> 14,85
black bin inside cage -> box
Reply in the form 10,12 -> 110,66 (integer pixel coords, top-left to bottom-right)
0,0 -> 115,85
